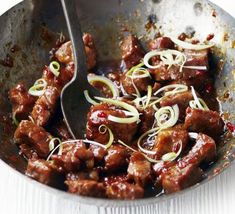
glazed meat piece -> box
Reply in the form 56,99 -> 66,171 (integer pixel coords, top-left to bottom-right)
161,163 -> 203,194
14,120 -> 51,158
161,133 -> 216,193
89,144 -> 107,163
150,64 -> 182,82
66,169 -> 100,182
19,144 -> 38,160
51,141 -> 94,172
152,127 -> 189,159
42,62 -> 74,90
160,90 -> 194,119
26,158 -> 64,188
184,107 -> 224,137
120,72 -> 152,95
148,36 -> 174,50
9,83 -> 36,122
172,72 -> 212,92
55,33 -> 97,70
181,133 -> 216,166
104,144 -> 129,172
65,180 -> 106,197
86,103 -> 138,144
150,49 -> 210,82
104,174 -> 128,186
127,152 -> 152,186
120,35 -> 145,69
106,181 -> 144,199
31,86 -> 60,127
184,49 -> 209,68
139,106 -> 155,134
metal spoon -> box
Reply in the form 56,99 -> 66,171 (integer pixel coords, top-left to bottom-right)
60,0 -> 100,139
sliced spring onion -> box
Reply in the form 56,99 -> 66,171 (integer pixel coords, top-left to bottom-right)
126,62 -> 145,76
143,49 -> 187,72
183,65 -> 207,70
190,86 -> 209,110
188,132 -> 199,139
12,112 -> 19,126
28,116 -> 35,124
48,137 -> 61,152
95,97 -> 139,124
88,74 -> 119,98
118,139 -> 160,163
28,78 -> 47,97
154,104 -> 179,129
161,152 -> 177,162
84,90 -> 99,105
169,37 -> 214,50
47,139 -> 106,161
98,124 -> 114,149
143,85 -> 152,109
161,142 -> 183,162
49,61 -> 61,77
131,78 -> 141,97
137,127 -> 160,155
154,84 -> 188,97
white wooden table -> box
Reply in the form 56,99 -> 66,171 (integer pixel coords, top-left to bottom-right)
0,0 -> 235,214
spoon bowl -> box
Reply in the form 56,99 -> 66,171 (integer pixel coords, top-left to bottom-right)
60,0 -> 101,139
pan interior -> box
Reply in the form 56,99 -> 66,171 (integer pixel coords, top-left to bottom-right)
0,0 -> 234,200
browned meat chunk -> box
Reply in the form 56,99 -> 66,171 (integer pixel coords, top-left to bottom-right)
9,83 -> 36,122
139,106 -> 155,134
185,107 -> 224,136
148,37 -> 174,50
86,103 -> 138,144
172,72 -> 212,92
26,159 -> 64,188
161,133 -> 215,193
55,33 -> 96,70
66,169 -> 100,182
150,49 -> 209,82
181,133 -> 216,166
184,49 -> 209,67
65,180 -> 106,197
127,152 -> 152,186
120,72 -> 152,95
160,91 -> 194,119
104,174 -> 128,186
161,163 -> 203,194
150,64 -> 182,82
31,86 -> 60,127
106,181 -> 144,199
19,144 -> 38,160
89,144 -> 107,163
51,141 -> 94,172
14,120 -> 51,158
42,62 -> 74,90
153,127 -> 189,159
104,144 -> 129,172
120,35 -> 145,69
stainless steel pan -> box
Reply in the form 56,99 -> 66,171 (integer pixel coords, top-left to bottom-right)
0,0 -> 234,207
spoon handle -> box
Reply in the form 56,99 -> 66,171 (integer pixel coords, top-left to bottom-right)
61,0 -> 87,82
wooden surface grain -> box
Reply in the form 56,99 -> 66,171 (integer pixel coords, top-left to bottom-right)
0,0 -> 235,214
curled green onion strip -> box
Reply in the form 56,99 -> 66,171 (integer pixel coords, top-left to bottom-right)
28,78 -> 47,97
49,61 -> 61,77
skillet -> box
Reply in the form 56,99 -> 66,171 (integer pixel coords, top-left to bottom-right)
0,0 -> 234,207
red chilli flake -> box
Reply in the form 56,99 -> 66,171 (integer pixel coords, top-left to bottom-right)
97,111 -> 107,118
205,84 -> 213,94
226,122 -> 235,133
